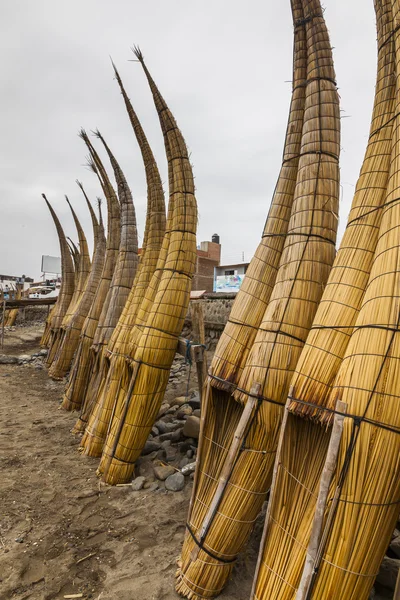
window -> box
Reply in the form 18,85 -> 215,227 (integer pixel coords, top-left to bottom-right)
225,270 -> 235,276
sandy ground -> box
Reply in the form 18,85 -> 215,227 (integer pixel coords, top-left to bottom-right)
0,326 -> 260,600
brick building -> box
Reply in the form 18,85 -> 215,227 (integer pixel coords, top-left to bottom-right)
192,235 -> 221,293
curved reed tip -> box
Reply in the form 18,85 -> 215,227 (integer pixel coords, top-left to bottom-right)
86,155 -> 97,173
41,193 -> 47,201
97,197 -> 103,224
131,45 -> 144,62
76,179 -> 83,190
78,127 -> 88,140
92,128 -> 102,140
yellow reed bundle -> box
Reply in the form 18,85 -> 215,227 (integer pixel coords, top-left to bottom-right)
48,197 -> 106,379
42,195 -> 75,356
5,285 -> 22,327
96,48 -> 197,485
251,2 -> 399,598
177,1 -> 340,597
289,0 -> 396,420
62,132 -> 138,412
78,62 -> 166,451
67,238 -> 81,289
210,0 -> 308,391
302,3 -> 400,595
46,194 -> 92,368
79,129 -> 122,337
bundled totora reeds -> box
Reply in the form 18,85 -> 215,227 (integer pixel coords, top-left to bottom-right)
61,129 -> 138,411
177,0 -> 341,597
41,195 -> 75,355
251,1 -> 400,599
78,61 -> 166,452
48,194 -> 106,379
95,48 -> 197,485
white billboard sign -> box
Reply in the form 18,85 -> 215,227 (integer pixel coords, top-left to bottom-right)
41,255 -> 61,275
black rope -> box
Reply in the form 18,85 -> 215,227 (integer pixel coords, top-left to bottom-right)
282,148 -> 339,164
311,323 -> 400,335
378,23 -> 400,51
209,373 -> 400,436
294,13 -> 323,29
346,196 -> 400,228
185,522 -> 237,564
262,231 -> 336,246
331,496 -> 400,508
368,112 -> 400,140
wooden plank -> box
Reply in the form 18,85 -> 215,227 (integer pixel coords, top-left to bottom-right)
191,382 -> 261,561
296,398 -> 346,600
4,297 -> 57,308
250,394 -> 292,600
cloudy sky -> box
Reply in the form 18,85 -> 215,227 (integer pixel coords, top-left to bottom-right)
1,0 -> 376,280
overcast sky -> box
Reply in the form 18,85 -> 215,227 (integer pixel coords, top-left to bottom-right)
0,0 -> 376,280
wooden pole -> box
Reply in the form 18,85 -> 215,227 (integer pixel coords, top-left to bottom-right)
250,393 -> 291,600
191,301 -> 208,404
191,382 -> 261,561
187,369 -> 212,523
296,398 -> 346,600
1,299 -> 6,348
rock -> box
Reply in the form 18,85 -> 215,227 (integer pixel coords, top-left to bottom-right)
171,396 -> 189,408
18,354 -> 32,363
153,464 -> 176,481
156,422 -> 179,435
137,458 -> 155,479
179,457 -> 191,469
177,405 -> 193,419
183,416 -> 200,439
161,440 -> 177,462
165,472 -> 185,492
186,449 -> 194,459
131,476 -> 146,491
39,349 -> 48,356
156,403 -> 170,419
151,426 -> 159,437
167,406 -> 179,414
188,392 -> 200,410
142,440 -> 161,455
159,429 -> 182,443
193,409 -> 201,418
15,537 -> 24,543
145,482 -> 159,492
181,462 -> 196,476
391,535 -> 400,558
0,355 -> 18,364
179,439 -> 195,453
376,556 -> 400,590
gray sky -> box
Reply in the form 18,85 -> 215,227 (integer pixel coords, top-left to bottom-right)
0,0 -> 376,280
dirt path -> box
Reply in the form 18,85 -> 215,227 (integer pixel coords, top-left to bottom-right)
0,329 -> 260,600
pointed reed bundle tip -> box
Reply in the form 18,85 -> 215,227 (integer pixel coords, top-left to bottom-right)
131,45 -> 144,63
78,127 -> 88,141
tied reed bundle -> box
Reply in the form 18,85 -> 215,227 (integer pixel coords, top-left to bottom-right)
78,129 -> 122,344
48,196 -> 106,380
46,193 -> 92,369
77,62 -> 165,449
62,131 -> 138,412
303,1 -> 400,595
210,0 -> 308,392
41,195 -> 75,358
177,1 -> 340,597
251,2 -> 399,598
4,284 -> 22,327
96,48 -> 197,485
